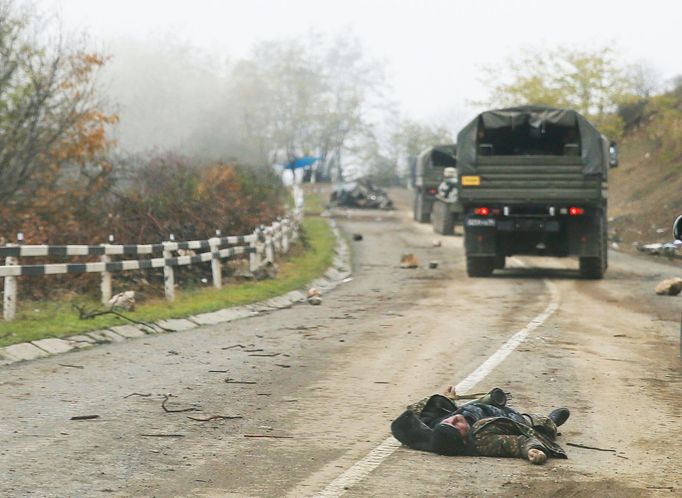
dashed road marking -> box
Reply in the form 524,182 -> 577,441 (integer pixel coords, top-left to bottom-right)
315,266 -> 560,497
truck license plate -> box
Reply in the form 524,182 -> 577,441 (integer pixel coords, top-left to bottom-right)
466,218 -> 496,227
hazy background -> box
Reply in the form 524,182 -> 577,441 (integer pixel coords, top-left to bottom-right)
34,0 -> 682,159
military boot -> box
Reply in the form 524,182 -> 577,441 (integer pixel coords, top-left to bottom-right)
548,408 -> 570,427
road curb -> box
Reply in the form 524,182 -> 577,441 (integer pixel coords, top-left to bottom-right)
0,218 -> 351,368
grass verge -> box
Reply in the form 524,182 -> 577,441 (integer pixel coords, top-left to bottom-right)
0,217 -> 336,348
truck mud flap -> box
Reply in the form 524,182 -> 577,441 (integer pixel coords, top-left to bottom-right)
464,218 -> 496,256
567,216 -> 602,257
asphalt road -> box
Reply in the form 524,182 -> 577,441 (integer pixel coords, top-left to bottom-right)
2,193 -> 681,497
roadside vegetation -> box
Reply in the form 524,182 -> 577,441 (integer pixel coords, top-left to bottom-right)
0,215 -> 335,347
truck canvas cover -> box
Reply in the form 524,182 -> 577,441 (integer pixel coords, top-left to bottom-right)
457,105 -> 605,175
417,144 -> 457,172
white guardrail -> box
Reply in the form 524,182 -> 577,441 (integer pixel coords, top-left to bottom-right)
0,206 -> 303,322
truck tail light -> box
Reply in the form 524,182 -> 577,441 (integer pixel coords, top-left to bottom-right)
569,207 -> 584,216
428,188 -> 438,195
473,207 -> 489,216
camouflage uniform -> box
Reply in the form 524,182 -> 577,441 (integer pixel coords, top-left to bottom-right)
396,391 -> 567,460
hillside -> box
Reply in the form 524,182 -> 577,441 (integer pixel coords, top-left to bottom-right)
609,121 -> 682,258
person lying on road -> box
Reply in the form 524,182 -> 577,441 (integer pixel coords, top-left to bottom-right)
391,387 -> 569,465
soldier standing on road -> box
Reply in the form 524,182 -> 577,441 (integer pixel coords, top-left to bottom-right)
391,387 -> 569,465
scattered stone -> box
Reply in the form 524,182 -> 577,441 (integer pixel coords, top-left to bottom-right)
655,277 -> 682,296
108,290 -> 135,311
352,233 -> 363,241
428,261 -> 439,269
432,240 -> 442,247
400,253 -> 419,269
307,287 -> 322,305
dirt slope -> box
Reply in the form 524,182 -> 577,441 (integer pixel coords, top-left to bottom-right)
609,129 -> 682,257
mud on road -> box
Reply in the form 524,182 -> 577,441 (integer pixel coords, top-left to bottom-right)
1,191 -> 681,497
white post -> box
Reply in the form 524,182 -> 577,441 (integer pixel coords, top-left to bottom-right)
210,237 -> 222,289
249,228 -> 261,273
265,228 -> 274,264
100,253 -> 112,305
282,219 -> 290,254
163,236 -> 175,302
3,251 -> 17,322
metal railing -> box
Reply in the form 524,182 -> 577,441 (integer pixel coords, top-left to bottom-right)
1,208 -> 303,321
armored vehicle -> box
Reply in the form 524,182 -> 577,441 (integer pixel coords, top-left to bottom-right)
456,105 -> 618,278
413,144 -> 457,222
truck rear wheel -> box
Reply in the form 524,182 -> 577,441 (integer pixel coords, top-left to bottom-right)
579,214 -> 606,279
579,257 -> 604,279
414,192 -> 430,223
467,257 -> 494,277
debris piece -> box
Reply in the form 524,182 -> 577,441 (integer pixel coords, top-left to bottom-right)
613,334 -> 627,338
307,287 -> 322,305
243,434 -> 294,439
655,277 -> 682,296
123,392 -> 152,399
274,364 -> 291,368
566,442 -> 616,452
399,253 -> 419,269
432,240 -> 442,247
58,364 -> 84,369
428,261 -> 439,269
208,369 -> 228,373
187,415 -> 243,422
328,178 -> 394,210
70,415 -> 100,420
161,394 -> 199,413
225,378 -> 257,384
108,290 -> 136,311
352,233 -> 363,241
249,352 -> 281,357
243,349 -> 264,353
222,344 -> 246,350
342,277 -> 353,283
637,242 -> 678,257
140,434 -> 185,438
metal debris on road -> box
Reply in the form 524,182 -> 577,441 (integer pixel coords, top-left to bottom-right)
353,233 -> 363,241
428,261 -> 439,269
187,415 -> 243,422
70,415 -> 100,420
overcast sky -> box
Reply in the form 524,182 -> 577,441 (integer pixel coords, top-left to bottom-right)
42,0 -> 682,129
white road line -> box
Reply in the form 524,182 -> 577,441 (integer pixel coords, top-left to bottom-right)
315,268 -> 560,498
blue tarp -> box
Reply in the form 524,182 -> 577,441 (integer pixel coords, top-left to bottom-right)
285,156 -> 321,170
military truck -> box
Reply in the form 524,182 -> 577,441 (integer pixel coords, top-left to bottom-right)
456,105 -> 618,278
413,144 -> 457,223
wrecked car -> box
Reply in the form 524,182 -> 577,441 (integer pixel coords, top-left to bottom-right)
328,179 -> 394,210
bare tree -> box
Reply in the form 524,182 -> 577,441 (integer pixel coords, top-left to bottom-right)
0,1 -> 105,201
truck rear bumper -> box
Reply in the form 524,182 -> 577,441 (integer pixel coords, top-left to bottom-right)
464,214 -> 603,257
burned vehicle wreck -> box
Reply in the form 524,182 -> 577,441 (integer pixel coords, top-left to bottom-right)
328,178 -> 394,210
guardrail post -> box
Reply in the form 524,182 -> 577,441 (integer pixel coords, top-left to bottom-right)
3,247 -> 17,322
249,228 -> 261,273
163,235 -> 175,302
210,234 -> 222,289
282,219 -> 290,254
265,227 -> 274,264
100,252 -> 112,305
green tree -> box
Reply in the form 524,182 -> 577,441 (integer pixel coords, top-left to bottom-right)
481,46 -> 637,138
